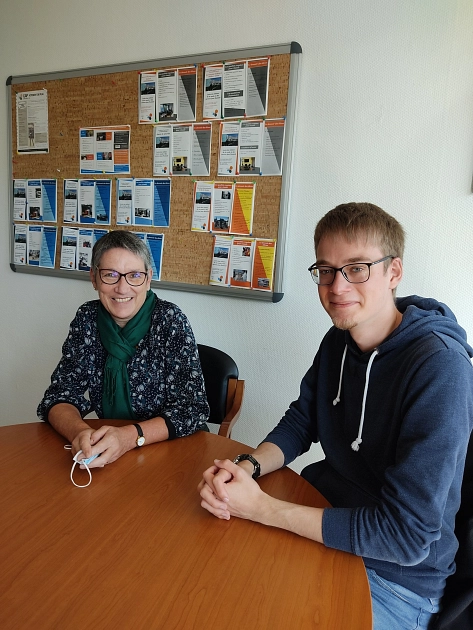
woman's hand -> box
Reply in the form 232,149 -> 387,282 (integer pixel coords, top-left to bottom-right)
73,424 -> 136,468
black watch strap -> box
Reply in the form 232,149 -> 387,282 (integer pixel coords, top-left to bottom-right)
133,423 -> 145,447
232,454 -> 261,480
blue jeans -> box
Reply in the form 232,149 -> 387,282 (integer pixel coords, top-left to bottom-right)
367,569 -> 441,630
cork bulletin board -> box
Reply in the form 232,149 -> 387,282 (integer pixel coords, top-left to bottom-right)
8,42 -> 301,302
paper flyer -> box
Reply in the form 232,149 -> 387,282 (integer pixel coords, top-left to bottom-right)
153,178 -> 171,227
229,182 -> 255,235
41,179 -> 57,222
60,227 -> 78,269
78,229 -> 93,271
27,225 -> 42,266
191,181 -> 213,232
157,70 -> 178,122
251,239 -> 276,291
177,67 -> 197,122
139,71 -> 157,123
238,121 -> 263,175
78,179 -> 111,224
13,224 -> 27,264
211,182 -> 233,232
39,226 -> 57,268
94,180 -> 112,224
79,180 -> 96,223
261,119 -> 285,176
116,178 -> 134,225
13,180 -> 27,221
209,235 -> 232,285
218,122 -> 239,176
203,64 -> 223,119
79,126 -> 130,174
246,58 -> 270,118
64,180 -> 79,223
223,62 -> 246,119
171,124 -> 192,175
145,233 -> 164,280
229,238 -> 254,288
192,123 -> 212,176
134,179 -> 153,226
153,125 -> 171,176
27,180 -> 42,221
16,90 -> 49,154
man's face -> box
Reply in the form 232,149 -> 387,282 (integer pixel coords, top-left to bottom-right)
315,234 -> 402,340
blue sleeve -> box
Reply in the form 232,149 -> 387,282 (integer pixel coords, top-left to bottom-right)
37,305 -> 94,421
152,305 -> 209,438
323,348 -> 473,566
262,354 -> 320,465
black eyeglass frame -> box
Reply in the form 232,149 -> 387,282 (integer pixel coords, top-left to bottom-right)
308,255 -> 396,286
97,268 -> 149,286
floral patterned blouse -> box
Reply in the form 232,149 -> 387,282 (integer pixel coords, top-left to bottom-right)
37,298 -> 209,438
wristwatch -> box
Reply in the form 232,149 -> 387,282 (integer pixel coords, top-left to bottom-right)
133,423 -> 145,447
232,454 -> 261,480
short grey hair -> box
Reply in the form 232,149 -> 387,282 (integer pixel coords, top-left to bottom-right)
91,230 -> 152,271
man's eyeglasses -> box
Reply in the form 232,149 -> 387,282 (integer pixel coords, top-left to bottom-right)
98,269 -> 148,286
308,255 -> 395,286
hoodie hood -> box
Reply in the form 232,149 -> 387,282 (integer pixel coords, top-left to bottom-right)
334,295 -> 472,451
392,295 -> 473,359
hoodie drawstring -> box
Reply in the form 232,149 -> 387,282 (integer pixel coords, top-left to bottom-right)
332,345 -> 347,406
332,345 -> 379,452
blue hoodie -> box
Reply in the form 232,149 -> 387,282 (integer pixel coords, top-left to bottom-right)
264,296 -> 473,598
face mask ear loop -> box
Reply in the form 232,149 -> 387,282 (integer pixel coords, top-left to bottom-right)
70,449 -> 93,488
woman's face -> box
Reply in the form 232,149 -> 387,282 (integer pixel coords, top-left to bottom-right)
90,248 -> 152,327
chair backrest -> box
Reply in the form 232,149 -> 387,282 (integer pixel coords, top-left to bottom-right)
434,432 -> 473,629
197,344 -> 240,426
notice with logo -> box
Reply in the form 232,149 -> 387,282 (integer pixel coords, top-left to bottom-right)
171,125 -> 192,175
261,119 -> 285,176
13,224 -> 27,265
251,239 -> 276,291
238,121 -> 262,175
139,71 -> 157,123
79,126 -> 130,174
209,235 -> 232,286
16,90 -> 49,154
64,180 -> 79,223
223,62 -> 246,119
218,122 -> 239,176
211,182 -> 233,232
13,180 -> 27,221
145,233 -> 165,280
60,227 -> 78,269
246,58 -> 270,118
116,178 -> 134,225
203,65 -> 223,120
177,67 -> 197,122
192,123 -> 212,176
229,238 -> 254,288
229,182 -> 255,235
157,70 -> 178,122
153,125 -> 172,176
191,181 -> 213,232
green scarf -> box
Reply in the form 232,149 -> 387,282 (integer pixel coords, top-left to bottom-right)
97,290 -> 156,419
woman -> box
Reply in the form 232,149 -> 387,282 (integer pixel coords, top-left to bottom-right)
38,230 -> 209,468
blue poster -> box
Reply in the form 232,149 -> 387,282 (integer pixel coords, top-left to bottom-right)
153,179 -> 171,227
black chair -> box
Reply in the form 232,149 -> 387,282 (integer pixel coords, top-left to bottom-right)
197,344 -> 245,438
432,433 -> 473,629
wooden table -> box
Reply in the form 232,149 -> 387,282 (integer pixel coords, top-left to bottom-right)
0,423 -> 372,629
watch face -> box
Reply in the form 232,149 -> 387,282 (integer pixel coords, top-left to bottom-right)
136,436 -> 145,447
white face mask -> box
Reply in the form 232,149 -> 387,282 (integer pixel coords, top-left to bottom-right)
64,446 -> 100,488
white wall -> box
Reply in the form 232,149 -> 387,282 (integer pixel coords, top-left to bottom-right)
1,1 -> 472,472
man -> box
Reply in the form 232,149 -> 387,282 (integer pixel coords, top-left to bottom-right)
199,203 -> 473,629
